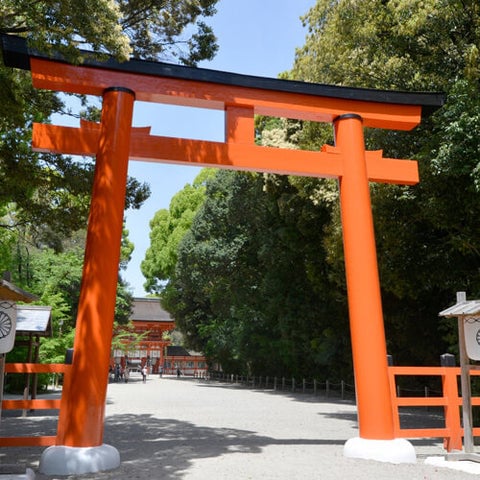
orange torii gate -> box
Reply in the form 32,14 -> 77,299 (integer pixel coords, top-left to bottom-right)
1,35 -> 444,474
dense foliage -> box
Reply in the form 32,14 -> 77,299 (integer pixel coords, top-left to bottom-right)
0,0 -> 218,248
162,171 -> 351,378
144,1 -> 480,381
288,0 -> 480,367
1,0 -> 218,63
141,169 -> 216,293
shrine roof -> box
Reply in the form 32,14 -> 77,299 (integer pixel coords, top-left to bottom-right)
130,297 -> 173,323
1,34 -> 444,118
0,278 -> 38,303
166,346 -> 191,357
439,300 -> 480,318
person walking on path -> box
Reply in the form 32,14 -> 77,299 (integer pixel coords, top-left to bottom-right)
141,365 -> 148,383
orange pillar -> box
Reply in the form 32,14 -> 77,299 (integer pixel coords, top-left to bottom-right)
335,114 -> 395,440
225,104 -> 255,144
442,367 -> 462,451
56,87 -> 135,447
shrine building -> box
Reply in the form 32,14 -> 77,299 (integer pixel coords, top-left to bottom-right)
112,297 -> 206,375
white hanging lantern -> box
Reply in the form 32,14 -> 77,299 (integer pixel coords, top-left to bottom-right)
464,317 -> 480,361
0,301 -> 16,354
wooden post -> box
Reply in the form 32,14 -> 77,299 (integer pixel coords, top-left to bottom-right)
56,87 -> 135,447
442,367 -> 463,451
458,316 -> 474,453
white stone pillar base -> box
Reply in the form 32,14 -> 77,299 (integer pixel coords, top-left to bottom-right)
344,437 -> 416,464
39,444 -> 120,476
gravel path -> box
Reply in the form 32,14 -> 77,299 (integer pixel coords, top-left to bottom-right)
1,374 -> 479,479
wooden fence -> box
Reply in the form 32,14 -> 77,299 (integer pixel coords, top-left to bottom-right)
388,366 -> 480,451
208,371 -> 356,399
1,364 -> 478,451
0,363 -> 70,447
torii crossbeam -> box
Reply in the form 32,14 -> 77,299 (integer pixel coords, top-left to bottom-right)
1,34 -> 444,473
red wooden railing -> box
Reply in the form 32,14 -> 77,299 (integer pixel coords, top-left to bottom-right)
0,363 -> 71,447
1,363 -> 477,450
389,366 -> 480,451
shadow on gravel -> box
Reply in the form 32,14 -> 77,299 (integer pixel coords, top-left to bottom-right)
319,410 -> 358,425
0,416 -> 57,471
194,380 -> 446,450
99,413 -> 345,479
0,412 -> 346,479
0,380 -> 445,477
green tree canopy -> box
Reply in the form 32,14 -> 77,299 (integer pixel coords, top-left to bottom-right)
163,170 -> 351,378
7,227 -> 135,367
289,0 -> 480,365
142,168 -> 216,293
293,0 -> 479,91
0,0 -> 219,64
0,0 -> 219,248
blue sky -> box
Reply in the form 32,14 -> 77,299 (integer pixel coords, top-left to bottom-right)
124,0 -> 316,296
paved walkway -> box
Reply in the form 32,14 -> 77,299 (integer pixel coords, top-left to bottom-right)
0,374 -> 478,479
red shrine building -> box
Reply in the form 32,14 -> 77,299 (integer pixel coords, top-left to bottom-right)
112,297 -> 207,376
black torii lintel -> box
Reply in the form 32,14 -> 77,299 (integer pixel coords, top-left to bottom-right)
0,34 -> 445,118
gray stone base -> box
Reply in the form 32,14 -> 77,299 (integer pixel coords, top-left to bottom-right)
39,444 -> 120,476
344,437 -> 416,464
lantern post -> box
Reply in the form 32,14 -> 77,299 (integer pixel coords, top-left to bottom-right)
440,291 -> 480,462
